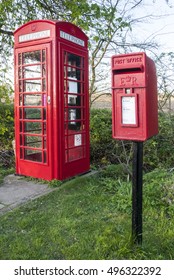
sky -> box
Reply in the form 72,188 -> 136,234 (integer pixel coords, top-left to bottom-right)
96,0 -> 174,93
131,0 -> 174,54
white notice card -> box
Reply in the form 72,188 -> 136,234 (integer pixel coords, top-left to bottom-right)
74,134 -> 82,146
68,78 -> 78,93
122,96 -> 136,125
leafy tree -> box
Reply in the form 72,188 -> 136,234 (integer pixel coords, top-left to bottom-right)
0,84 -> 12,104
155,52 -> 174,113
0,1 -> 159,99
0,0 -> 111,57
0,84 -> 14,149
0,0 -> 171,104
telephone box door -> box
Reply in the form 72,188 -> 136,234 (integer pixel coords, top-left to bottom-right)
60,44 -> 89,179
14,43 -> 53,180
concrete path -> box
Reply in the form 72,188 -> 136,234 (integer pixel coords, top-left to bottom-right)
0,174 -> 54,215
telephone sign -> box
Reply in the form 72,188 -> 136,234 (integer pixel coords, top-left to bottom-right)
14,20 -> 90,180
111,52 -> 158,141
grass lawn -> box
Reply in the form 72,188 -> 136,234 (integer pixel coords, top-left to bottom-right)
0,165 -> 174,260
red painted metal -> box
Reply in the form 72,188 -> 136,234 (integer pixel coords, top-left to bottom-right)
111,52 -> 158,141
14,20 -> 90,180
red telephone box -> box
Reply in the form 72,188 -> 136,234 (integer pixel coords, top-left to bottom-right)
14,20 -> 90,180
112,52 -> 158,141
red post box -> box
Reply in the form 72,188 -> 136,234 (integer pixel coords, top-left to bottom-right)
14,20 -> 90,180
111,52 -> 158,141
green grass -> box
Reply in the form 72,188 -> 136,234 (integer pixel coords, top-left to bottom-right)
0,165 -> 174,259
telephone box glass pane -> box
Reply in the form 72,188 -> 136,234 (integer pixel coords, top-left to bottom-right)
24,149 -> 42,162
24,108 -> 42,119
43,123 -> 46,134
18,53 -> 22,65
17,47 -> 48,165
43,108 -> 46,120
20,122 -> 23,132
67,53 -> 81,68
43,151 -> 47,163
68,80 -> 78,93
19,108 -> 23,119
64,50 -> 86,162
23,51 -> 41,64
19,81 -> 23,92
24,94 -> 42,106
24,122 -> 42,134
24,80 -> 42,92
44,137 -> 47,149
42,79 -> 46,91
42,64 -> 46,77
20,148 -> 23,159
64,66 -> 67,78
66,134 -> 83,148
24,135 -> 42,148
42,50 -> 46,62
19,94 -> 23,106
68,95 -> 76,105
20,134 -> 23,145
19,67 -> 22,79
23,65 -> 42,78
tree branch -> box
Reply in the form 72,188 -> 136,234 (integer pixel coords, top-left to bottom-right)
91,92 -> 111,104
0,29 -> 13,36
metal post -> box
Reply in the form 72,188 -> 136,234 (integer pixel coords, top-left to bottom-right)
132,141 -> 143,245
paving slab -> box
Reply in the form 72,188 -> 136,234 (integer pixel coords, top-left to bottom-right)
0,174 -> 54,215
0,170 -> 96,216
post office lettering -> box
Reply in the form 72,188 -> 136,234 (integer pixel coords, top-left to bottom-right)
114,59 -> 125,65
127,57 -> 142,63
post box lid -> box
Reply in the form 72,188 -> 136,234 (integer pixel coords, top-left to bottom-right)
112,52 -> 146,71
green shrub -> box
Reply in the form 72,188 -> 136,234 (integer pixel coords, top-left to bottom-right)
90,109 -> 132,172
90,109 -> 113,165
1,105 -> 174,172
0,103 -> 14,150
90,109 -> 174,172
144,112 -> 174,171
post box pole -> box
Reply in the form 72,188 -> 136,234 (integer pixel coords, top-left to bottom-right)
132,141 -> 143,244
